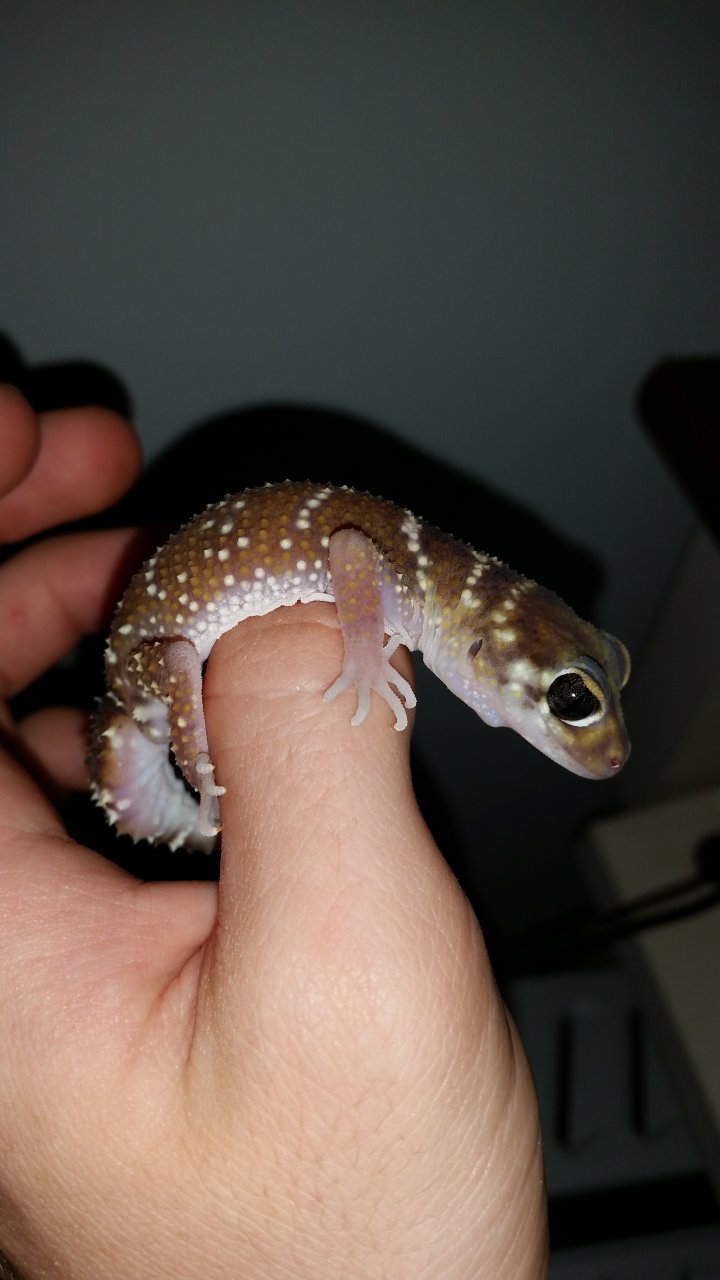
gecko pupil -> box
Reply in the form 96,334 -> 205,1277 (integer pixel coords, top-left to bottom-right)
547,672 -> 601,722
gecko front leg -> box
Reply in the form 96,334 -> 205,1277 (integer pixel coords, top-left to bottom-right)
323,528 -> 416,731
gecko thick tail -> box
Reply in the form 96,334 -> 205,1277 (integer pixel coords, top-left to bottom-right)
88,695 -> 219,853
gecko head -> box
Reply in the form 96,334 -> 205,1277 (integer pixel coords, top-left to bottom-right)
464,585 -> 631,780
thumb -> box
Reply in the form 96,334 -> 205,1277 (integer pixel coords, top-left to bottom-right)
191,606 -> 549,1279
198,601 -> 475,1025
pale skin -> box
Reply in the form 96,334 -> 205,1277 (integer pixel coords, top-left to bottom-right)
0,385 -> 549,1279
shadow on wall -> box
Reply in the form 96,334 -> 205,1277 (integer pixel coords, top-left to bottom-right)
0,330 -> 603,609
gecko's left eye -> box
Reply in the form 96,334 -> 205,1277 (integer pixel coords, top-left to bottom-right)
547,670 -> 604,726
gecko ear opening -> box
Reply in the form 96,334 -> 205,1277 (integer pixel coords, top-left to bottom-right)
603,632 -> 631,689
618,640 -> 631,688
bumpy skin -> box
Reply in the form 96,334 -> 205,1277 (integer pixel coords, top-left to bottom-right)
89,481 -> 630,850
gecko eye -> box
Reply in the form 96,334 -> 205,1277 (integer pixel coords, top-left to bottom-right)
547,670 -> 603,725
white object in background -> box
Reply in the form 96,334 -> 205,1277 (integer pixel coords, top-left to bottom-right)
581,786 -> 720,1199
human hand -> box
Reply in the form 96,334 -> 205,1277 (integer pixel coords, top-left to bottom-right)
0,386 -> 548,1279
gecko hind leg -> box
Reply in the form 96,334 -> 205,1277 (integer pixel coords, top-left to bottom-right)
130,638 -> 225,839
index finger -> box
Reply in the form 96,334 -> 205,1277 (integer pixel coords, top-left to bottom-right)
0,385 -> 40,499
0,529 -> 145,698
0,390 -> 142,543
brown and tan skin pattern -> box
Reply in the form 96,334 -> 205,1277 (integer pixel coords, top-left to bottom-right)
89,481 -> 630,850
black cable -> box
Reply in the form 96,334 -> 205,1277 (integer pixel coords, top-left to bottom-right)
507,832 -> 720,977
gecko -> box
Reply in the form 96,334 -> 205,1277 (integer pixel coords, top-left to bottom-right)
89,481 -> 631,851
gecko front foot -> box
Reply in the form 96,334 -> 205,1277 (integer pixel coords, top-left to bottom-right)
324,633 -> 416,731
